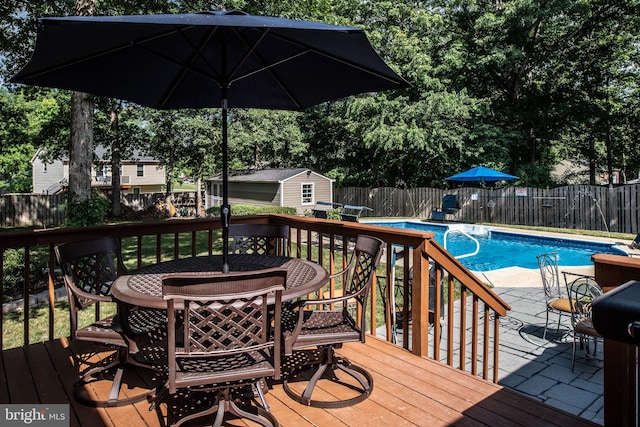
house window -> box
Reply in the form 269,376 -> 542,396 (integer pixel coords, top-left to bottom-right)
42,164 -> 48,173
136,164 -> 144,177
301,183 -> 314,205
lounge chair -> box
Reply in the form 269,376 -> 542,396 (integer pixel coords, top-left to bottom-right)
340,204 -> 373,222
311,201 -> 342,219
631,233 -> 640,249
431,194 -> 460,221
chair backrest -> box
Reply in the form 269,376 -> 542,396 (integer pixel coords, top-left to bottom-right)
537,252 -> 562,300
442,194 -> 460,214
229,223 -> 289,256
162,269 -> 286,393
54,237 -> 127,336
566,276 -> 602,326
342,235 -> 384,338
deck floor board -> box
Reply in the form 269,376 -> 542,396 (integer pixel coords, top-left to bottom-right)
1,337 -> 598,427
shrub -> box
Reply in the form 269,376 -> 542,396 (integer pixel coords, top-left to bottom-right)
3,247 -> 50,302
205,204 -> 297,217
63,190 -> 110,227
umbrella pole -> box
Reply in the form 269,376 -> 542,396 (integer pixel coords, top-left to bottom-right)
221,94 -> 230,273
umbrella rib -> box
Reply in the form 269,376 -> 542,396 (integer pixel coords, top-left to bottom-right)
226,27 -> 304,109
157,26 -> 222,108
17,27 -> 184,81
269,31 -> 405,85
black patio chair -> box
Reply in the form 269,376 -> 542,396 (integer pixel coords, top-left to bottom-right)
281,235 -> 384,408
54,237 -> 165,407
152,269 -> 286,427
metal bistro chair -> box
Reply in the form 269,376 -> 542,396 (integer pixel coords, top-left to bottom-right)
229,223 -> 289,256
55,237 -> 165,407
537,252 -> 572,339
282,235 -> 384,408
153,269 -> 286,427
565,275 -> 603,371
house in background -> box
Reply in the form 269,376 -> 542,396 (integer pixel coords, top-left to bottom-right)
31,147 -> 166,195
205,168 -> 333,214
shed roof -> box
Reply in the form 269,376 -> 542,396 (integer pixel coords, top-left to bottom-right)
207,168 -> 329,183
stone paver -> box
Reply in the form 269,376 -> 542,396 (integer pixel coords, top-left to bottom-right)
492,283 -> 604,425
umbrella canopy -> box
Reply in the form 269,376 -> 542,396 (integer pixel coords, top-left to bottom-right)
12,10 -> 409,271
445,166 -> 518,182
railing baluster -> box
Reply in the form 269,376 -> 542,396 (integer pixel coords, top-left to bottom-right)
483,302 -> 490,380
447,274 -> 455,366
23,247 -> 30,346
472,295 -> 479,376
48,245 -> 56,341
459,287 -> 467,370
493,315 -> 500,383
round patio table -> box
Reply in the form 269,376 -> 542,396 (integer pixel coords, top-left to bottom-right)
111,254 -> 329,308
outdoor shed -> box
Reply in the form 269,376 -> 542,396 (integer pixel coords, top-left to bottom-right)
205,168 -> 333,214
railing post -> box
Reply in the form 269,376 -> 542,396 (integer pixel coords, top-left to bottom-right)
411,240 -> 430,357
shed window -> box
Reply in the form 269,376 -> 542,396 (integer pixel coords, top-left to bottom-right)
301,183 -> 314,205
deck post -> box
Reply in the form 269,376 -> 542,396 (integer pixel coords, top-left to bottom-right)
411,241 -> 431,356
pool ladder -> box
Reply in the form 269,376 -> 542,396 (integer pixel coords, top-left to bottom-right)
443,228 -> 480,260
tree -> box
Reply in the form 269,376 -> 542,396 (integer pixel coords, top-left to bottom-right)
67,0 -> 96,207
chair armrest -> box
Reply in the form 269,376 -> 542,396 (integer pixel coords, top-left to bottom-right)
65,279 -> 114,304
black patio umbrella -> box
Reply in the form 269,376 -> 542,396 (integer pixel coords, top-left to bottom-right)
11,10 -> 409,271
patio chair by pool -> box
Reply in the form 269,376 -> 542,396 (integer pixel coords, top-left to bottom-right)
565,275 -> 603,371
311,201 -> 342,219
154,269 -> 286,427
537,252 -> 571,340
54,237 -> 165,407
430,194 -> 460,221
340,204 -> 373,222
229,223 -> 289,256
282,235 -> 383,408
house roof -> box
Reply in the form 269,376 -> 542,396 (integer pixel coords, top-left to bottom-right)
31,146 -> 159,164
207,168 -> 330,183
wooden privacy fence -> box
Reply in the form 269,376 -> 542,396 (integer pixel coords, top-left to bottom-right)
0,194 -> 65,228
0,192 -> 203,228
336,184 -> 640,234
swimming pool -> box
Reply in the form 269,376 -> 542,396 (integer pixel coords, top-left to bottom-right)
366,221 -> 626,272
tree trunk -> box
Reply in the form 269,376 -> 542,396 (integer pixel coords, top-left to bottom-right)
69,90 -> 93,202
68,0 -> 96,203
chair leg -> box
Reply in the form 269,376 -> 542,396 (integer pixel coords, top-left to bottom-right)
283,347 -> 374,408
543,310 -> 550,340
74,347 -> 158,407
161,387 -> 278,427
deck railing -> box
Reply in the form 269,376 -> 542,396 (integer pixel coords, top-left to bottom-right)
0,214 -> 510,382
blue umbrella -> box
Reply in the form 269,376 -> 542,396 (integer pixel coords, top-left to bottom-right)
445,166 -> 518,182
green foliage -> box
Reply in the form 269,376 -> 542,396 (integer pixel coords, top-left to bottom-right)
62,190 -> 110,227
205,204 -> 298,217
2,247 -> 49,303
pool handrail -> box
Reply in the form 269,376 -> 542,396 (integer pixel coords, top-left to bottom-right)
444,227 -> 480,260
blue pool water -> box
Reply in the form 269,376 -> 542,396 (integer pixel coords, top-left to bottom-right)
367,221 -> 626,272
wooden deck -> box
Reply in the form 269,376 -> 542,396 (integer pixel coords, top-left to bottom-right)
0,336 -> 597,427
